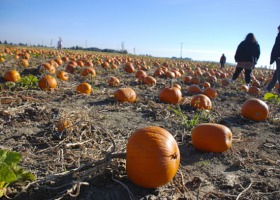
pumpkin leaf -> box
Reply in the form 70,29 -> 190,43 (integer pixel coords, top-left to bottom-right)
0,149 -> 21,166
264,92 -> 280,104
0,162 -> 17,184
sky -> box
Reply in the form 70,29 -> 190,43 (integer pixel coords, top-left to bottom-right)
0,0 -> 279,68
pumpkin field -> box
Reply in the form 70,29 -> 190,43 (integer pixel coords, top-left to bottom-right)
0,45 -> 280,200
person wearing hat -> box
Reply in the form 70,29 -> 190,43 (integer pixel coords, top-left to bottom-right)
264,25 -> 280,96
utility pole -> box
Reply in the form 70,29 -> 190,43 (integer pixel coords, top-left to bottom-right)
50,39 -> 53,47
121,41 -> 125,52
133,48 -> 136,55
180,42 -> 183,59
86,40 -> 87,48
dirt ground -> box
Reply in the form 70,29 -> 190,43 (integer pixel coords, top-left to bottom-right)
0,51 -> 280,200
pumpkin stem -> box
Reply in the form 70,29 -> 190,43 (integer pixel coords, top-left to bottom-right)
169,79 -> 173,88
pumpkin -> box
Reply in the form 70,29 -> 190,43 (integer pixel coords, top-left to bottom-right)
190,76 -> 200,85
190,94 -> 212,110
221,78 -> 230,86
21,59 -> 29,67
57,70 -> 69,81
202,82 -> 211,89
108,76 -> 120,86
38,75 -> 57,91
124,63 -> 135,73
191,123 -> 232,152
241,98 -> 269,121
114,88 -> 137,103
65,64 -> 76,73
126,126 -> 180,188
173,83 -> 181,90
4,70 -> 21,82
188,84 -> 203,94
159,87 -> 182,105
165,71 -> 175,79
80,67 -> 96,77
143,76 -> 157,86
183,76 -> 192,84
76,82 -> 92,94
248,86 -> 260,95
135,70 -> 147,79
203,87 -> 218,99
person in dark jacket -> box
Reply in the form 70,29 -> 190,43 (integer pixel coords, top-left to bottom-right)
220,54 -> 226,68
230,33 -> 260,86
264,25 -> 280,96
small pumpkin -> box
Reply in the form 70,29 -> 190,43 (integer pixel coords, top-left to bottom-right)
159,87 -> 182,105
191,123 -> 232,152
57,70 -> 69,81
76,82 -> 92,94
124,63 -> 135,73
38,75 -> 57,91
114,88 -> 137,103
204,87 -> 218,99
190,94 -> 212,110
188,84 -> 203,94
248,86 -> 260,95
126,126 -> 180,188
241,98 -> 269,121
143,76 -> 157,87
4,70 -> 21,82
80,67 -> 96,77
55,119 -> 73,133
108,76 -> 120,86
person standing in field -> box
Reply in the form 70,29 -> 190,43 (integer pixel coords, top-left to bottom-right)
57,37 -> 63,53
264,25 -> 280,96
230,33 -> 260,86
220,54 -> 226,68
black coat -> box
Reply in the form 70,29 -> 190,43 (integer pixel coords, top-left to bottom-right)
234,40 -> 260,64
270,32 -> 280,64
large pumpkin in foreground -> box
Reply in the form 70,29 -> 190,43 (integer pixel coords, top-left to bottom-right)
126,126 -> 180,188
241,98 -> 269,121
191,123 -> 232,152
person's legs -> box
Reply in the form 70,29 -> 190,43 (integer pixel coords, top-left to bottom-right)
266,58 -> 280,93
232,67 -> 243,81
244,69 -> 252,85
266,70 -> 278,92
276,58 -> 280,95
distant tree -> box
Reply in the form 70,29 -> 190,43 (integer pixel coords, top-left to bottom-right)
4,40 -> 8,44
0,41 -> 2,44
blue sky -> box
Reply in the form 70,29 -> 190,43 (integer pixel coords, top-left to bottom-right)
0,0 -> 279,67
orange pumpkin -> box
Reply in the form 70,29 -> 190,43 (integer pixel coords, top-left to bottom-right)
191,123 -> 232,152
190,94 -> 212,110
241,98 -> 269,121
126,126 -> 180,188
114,88 -> 137,103
80,67 -> 96,77
38,75 -> 57,91
202,82 -> 211,89
108,76 -> 120,86
143,76 -> 157,86
248,86 -> 260,95
204,87 -> 218,99
135,70 -> 147,79
57,70 -> 69,81
159,87 -> 182,105
4,70 -> 21,82
188,84 -> 203,94
76,82 -> 92,94
124,63 -> 135,73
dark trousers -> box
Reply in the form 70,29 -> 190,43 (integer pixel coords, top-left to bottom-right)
232,67 -> 252,84
267,58 -> 280,93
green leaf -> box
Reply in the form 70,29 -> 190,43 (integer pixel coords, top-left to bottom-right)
264,92 -> 277,100
12,166 -> 36,181
3,150 -> 21,166
0,162 -> 17,184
